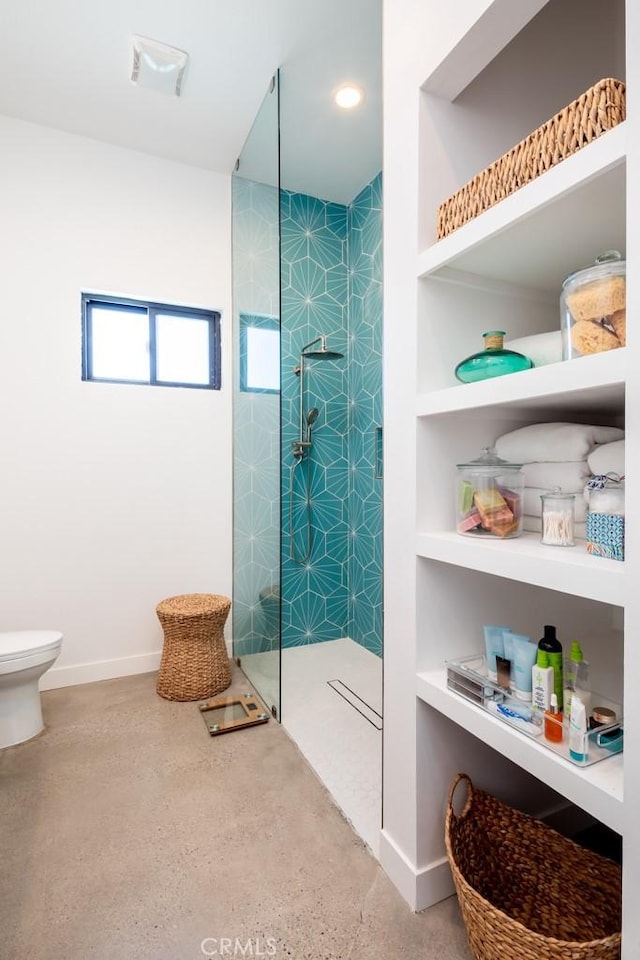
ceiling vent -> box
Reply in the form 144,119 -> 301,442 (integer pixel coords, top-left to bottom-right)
131,35 -> 189,97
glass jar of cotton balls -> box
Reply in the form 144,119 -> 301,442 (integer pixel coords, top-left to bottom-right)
540,489 -> 576,547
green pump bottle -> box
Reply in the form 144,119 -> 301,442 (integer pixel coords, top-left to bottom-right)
538,625 -> 563,710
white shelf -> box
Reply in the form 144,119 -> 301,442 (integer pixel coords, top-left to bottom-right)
416,531 -> 625,606
417,123 -> 626,293
420,0 -> 549,101
416,668 -> 624,834
416,348 -> 626,419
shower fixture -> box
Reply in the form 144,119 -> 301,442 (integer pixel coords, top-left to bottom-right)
292,336 -> 344,457
289,336 -> 343,564
305,407 -> 319,441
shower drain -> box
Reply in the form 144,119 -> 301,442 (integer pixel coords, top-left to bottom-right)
326,680 -> 382,730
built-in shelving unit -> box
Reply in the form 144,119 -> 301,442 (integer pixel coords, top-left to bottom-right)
416,348 -> 625,418
416,122 -> 626,287
416,532 -> 625,605
383,0 -> 637,949
415,669 -> 624,833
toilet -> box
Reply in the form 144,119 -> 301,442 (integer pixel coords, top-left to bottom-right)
0,631 -> 63,749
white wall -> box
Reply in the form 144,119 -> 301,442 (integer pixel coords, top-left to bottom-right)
0,115 -> 233,688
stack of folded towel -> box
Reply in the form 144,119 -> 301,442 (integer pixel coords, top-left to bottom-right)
587,438 -> 625,479
495,423 -> 625,538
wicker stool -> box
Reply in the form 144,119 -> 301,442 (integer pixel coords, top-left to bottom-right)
155,593 -> 232,701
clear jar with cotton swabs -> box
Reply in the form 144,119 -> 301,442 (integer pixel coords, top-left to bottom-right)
540,489 -> 576,547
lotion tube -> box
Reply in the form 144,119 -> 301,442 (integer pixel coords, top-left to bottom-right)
569,695 -> 588,762
511,634 -> 537,701
483,625 -> 509,682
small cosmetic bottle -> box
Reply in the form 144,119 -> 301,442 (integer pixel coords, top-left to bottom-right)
532,649 -> 553,714
544,693 -> 563,743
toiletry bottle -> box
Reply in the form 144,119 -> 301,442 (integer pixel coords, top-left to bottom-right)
569,695 -> 588,762
564,640 -> 591,722
544,693 -> 563,743
532,649 -> 553,714
483,625 -> 509,683
496,630 -> 515,689
538,625 -> 563,710
511,634 -> 536,701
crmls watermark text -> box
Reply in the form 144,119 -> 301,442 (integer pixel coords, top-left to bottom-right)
201,937 -> 278,957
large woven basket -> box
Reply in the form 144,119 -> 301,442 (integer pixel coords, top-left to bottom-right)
437,78 -> 626,239
445,774 -> 621,960
156,593 -> 232,701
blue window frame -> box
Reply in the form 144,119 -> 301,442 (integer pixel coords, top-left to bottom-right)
82,293 -> 221,390
239,313 -> 280,393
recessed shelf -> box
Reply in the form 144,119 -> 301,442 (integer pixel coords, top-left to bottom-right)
416,348 -> 626,419
420,0 -> 549,100
417,123 -> 626,293
416,532 -> 625,606
416,668 -> 624,834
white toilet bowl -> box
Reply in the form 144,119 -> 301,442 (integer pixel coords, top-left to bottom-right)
0,631 -> 63,749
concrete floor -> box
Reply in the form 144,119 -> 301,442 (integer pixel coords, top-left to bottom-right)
0,668 -> 472,960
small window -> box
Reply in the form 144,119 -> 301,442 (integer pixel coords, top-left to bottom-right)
82,293 -> 221,390
240,314 -> 280,393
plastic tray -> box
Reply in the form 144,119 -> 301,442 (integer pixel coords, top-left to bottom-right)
446,652 -> 623,767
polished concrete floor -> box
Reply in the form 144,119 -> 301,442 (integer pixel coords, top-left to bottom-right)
0,668 -> 472,960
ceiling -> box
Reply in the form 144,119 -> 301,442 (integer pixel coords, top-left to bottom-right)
0,0 -> 381,204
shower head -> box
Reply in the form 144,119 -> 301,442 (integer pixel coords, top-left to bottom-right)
305,347 -> 344,359
301,335 -> 344,361
306,407 -> 319,426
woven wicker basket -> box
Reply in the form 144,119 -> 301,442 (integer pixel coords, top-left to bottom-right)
156,593 -> 232,701
437,78 -> 626,239
445,774 -> 621,960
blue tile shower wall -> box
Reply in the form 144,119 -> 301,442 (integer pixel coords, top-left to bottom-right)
347,173 -> 383,657
280,191 -> 350,647
280,175 -> 383,656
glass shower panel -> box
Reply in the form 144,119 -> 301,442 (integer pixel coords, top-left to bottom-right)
231,74 -> 281,718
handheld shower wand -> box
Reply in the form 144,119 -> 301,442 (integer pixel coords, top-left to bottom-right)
305,407 -> 319,441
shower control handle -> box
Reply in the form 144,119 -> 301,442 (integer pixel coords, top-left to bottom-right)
292,440 -> 311,458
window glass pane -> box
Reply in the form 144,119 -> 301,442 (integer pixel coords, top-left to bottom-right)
246,326 -> 280,391
156,314 -> 210,385
91,307 -> 149,382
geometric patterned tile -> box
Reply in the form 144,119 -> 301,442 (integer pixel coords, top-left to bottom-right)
280,189 -> 349,649
347,173 -> 383,657
233,168 -> 383,664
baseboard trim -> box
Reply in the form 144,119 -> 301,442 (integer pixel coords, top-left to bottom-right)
40,651 -> 162,690
379,829 -> 455,912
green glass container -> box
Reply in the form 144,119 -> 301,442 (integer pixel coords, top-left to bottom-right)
455,331 -> 534,383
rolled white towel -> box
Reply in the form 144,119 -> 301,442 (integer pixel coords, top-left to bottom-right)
495,423 -> 624,463
587,439 -> 625,478
522,461 -> 590,492
522,515 -> 587,539
504,331 -> 563,367
523,487 -> 588,522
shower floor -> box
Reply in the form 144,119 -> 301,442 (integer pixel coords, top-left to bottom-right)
240,638 -> 382,856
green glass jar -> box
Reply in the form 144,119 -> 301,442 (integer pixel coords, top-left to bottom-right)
455,331 -> 534,383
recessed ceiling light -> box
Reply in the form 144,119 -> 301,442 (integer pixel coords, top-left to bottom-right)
334,83 -> 364,110
131,35 -> 189,97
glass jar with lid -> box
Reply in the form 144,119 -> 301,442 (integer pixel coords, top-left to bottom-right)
456,447 -> 524,539
540,489 -> 576,547
561,250 -> 626,360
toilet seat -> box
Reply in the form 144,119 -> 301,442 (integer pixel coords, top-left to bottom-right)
0,630 -> 63,663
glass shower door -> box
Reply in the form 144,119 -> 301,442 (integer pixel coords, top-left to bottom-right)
231,74 -> 281,718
